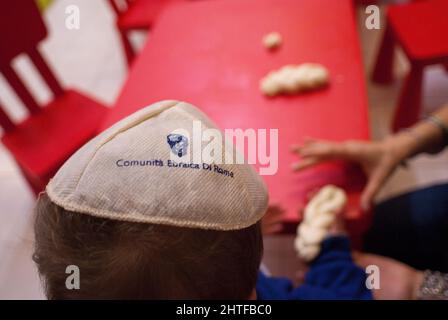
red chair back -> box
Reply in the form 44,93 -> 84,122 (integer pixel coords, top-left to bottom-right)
0,0 -> 64,132
0,0 -> 46,66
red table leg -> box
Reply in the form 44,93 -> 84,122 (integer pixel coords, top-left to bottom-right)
392,64 -> 423,132
372,24 -> 395,84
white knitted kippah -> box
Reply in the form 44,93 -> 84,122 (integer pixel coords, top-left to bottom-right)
46,100 -> 268,230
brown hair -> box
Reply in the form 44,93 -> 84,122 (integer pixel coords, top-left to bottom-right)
33,194 -> 263,299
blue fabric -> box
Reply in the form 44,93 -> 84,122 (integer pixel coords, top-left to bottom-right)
364,183 -> 448,272
257,236 -> 372,300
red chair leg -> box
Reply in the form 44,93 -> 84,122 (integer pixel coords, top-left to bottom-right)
392,64 -> 423,132
372,24 -> 395,84
119,29 -> 136,67
18,165 -> 45,196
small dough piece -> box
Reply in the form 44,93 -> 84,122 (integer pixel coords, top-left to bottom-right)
294,185 -> 347,262
263,32 -> 282,50
260,63 -> 329,97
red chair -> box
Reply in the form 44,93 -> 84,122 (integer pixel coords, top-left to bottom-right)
0,0 -> 108,195
108,0 -> 181,66
372,0 -> 448,132
353,0 -> 377,5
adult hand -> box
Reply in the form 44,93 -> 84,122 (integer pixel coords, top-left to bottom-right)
291,137 -> 411,210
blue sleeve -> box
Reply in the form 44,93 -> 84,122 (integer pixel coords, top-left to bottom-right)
256,236 -> 373,300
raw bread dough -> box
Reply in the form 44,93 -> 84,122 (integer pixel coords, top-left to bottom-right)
263,32 -> 282,50
294,185 -> 347,262
260,63 -> 329,97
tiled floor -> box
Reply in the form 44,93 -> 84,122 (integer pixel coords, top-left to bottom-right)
1,1 -> 447,299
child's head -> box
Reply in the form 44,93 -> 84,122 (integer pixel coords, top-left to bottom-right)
34,194 -> 262,299
33,101 -> 268,299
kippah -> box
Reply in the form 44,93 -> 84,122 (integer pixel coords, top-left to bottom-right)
46,100 -> 268,230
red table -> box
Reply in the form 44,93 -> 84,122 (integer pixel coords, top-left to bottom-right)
102,0 -> 370,234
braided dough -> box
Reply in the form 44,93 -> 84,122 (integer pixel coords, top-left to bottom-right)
260,63 -> 329,97
294,185 -> 347,262
263,32 -> 282,50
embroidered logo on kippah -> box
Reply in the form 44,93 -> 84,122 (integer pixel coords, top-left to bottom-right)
167,134 -> 188,157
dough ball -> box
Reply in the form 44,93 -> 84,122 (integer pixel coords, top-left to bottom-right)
263,32 -> 282,50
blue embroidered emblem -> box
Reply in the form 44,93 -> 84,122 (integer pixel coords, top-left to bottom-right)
167,134 -> 188,157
